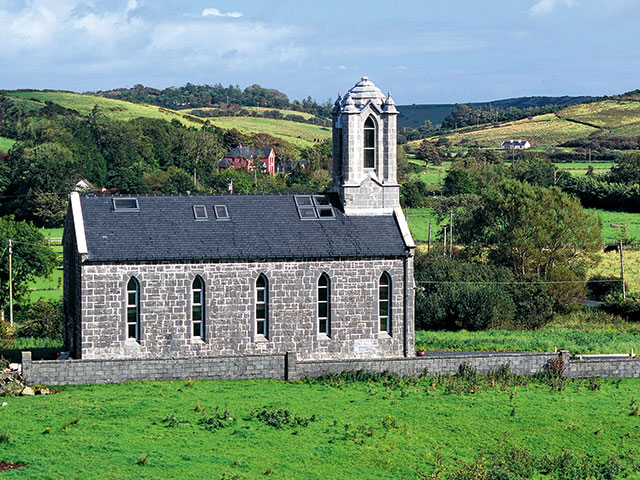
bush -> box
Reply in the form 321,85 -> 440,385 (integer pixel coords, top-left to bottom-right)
586,275 -> 624,301
15,299 -> 63,339
599,299 -> 640,321
415,254 -> 554,331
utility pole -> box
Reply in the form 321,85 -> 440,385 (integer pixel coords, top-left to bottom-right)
8,239 -> 13,326
442,227 -> 447,257
449,211 -> 454,258
427,223 -> 432,254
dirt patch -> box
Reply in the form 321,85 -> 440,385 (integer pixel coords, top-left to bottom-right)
0,461 -> 26,472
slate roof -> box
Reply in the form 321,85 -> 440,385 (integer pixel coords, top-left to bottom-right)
78,194 -> 408,263
221,146 -> 273,160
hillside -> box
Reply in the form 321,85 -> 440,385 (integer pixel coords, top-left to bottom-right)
2,90 -> 329,148
4,90 -> 206,128
559,98 -> 640,135
397,95 -> 590,129
423,113 -> 599,149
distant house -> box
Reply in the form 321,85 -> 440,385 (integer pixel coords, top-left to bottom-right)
217,144 -> 276,175
74,179 -> 96,193
501,140 -> 531,150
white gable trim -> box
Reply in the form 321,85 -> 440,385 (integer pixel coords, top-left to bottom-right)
70,191 -> 88,255
394,207 -> 416,249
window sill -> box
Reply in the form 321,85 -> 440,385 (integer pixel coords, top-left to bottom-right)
317,333 -> 331,341
377,331 -> 392,340
191,336 -> 205,344
125,338 -> 141,346
254,335 -> 269,343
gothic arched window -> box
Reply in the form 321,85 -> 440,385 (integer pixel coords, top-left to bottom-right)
256,274 -> 269,337
318,273 -> 330,335
192,276 -> 205,338
126,277 -> 140,341
363,116 -> 376,169
379,272 -> 391,334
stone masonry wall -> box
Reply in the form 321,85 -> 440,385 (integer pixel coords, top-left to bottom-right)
79,258 -> 413,361
22,350 -> 640,386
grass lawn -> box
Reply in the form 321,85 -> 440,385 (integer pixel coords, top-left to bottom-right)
0,374 -> 638,479
594,209 -> 640,244
415,311 -> 640,354
406,208 -> 442,244
2,337 -> 62,362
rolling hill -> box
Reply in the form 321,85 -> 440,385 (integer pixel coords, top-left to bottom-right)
397,95 -> 591,129
2,90 -> 330,148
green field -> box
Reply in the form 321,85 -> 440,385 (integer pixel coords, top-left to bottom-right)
4,91 -> 205,128
0,136 -> 15,153
416,311 -> 640,354
208,116 -> 331,147
560,99 -> 640,133
426,113 -> 599,149
0,374 -> 638,479
556,161 -> 614,175
595,209 -> 640,244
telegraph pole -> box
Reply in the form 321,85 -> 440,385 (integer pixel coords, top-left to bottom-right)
449,211 -> 454,258
8,239 -> 13,326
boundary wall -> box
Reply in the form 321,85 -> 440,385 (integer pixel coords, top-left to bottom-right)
21,351 -> 640,386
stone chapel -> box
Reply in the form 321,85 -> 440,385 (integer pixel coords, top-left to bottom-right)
62,77 -> 416,361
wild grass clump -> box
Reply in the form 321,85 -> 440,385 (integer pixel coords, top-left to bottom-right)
250,408 -> 318,429
199,405 -> 235,433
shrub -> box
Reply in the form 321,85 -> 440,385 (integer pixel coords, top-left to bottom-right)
15,299 -> 63,339
587,275 -> 624,302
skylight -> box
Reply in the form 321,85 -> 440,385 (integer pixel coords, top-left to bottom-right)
295,195 -> 335,220
113,198 -> 139,211
214,205 -> 229,220
193,205 -> 208,220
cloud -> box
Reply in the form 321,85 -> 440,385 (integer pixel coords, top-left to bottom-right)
530,0 -> 576,16
202,8 -> 243,18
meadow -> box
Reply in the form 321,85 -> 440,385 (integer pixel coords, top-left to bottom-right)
4,91 -> 205,128
0,374 -> 639,479
560,99 -> 640,134
425,113 -> 598,149
208,116 -> 330,148
415,311 -> 640,354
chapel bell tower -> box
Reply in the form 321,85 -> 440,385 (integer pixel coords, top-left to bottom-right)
331,76 -> 399,215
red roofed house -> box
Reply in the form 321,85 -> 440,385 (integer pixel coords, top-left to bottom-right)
217,144 -> 276,175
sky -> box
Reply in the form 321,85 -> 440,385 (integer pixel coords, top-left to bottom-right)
1,0 -> 639,105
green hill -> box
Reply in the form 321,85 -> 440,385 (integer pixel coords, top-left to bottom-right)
397,96 -> 590,129
2,90 -> 330,148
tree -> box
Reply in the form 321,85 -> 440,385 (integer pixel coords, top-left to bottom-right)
0,217 -> 57,308
443,169 -> 479,196
415,139 -> 441,166
510,153 -> 558,187
455,180 -> 601,282
607,152 -> 640,184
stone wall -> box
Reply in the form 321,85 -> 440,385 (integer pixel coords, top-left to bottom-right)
23,350 -> 640,386
77,258 -> 413,362
21,351 -> 285,386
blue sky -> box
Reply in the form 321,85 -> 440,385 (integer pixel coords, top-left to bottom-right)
1,0 -> 639,104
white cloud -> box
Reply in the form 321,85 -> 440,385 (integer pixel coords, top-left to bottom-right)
202,8 -> 243,18
530,0 -> 576,16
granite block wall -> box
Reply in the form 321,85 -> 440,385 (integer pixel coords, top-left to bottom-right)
77,258 -> 413,362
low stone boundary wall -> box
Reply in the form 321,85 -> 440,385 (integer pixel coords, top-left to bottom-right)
565,356 -> 640,378
21,351 -> 285,386
290,351 -> 564,380
21,350 -> 640,386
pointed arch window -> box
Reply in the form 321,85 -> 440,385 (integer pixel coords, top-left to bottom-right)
318,273 -> 330,335
192,276 -> 205,338
379,272 -> 391,334
126,277 -> 140,341
256,274 -> 269,337
363,116 -> 376,169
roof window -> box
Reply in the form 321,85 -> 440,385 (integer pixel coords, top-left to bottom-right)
214,205 -> 230,220
193,205 -> 208,220
295,195 -> 335,220
113,198 -> 139,211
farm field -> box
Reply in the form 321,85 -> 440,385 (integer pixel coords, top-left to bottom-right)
560,99 -> 640,133
0,376 -> 639,479
3,91 -> 205,128
208,116 -> 330,147
425,113 -> 598,149
415,312 -> 640,354
555,161 -> 613,175
0,136 -> 15,153
183,106 -> 318,121
595,209 -> 640,244
588,249 -> 640,295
